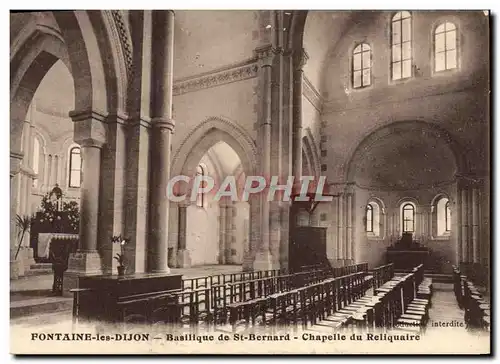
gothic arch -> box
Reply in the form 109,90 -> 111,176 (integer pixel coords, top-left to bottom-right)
345,119 -> 468,183
171,116 -> 258,179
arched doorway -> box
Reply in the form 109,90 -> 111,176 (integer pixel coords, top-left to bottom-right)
169,117 -> 258,270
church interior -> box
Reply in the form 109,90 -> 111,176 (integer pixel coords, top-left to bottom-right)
10,10 -> 490,340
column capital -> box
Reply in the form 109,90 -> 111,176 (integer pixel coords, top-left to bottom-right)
151,117 -> 175,131
70,109 -> 107,148
79,139 -> 105,148
293,48 -> 309,71
255,45 -> 276,67
178,200 -> 191,208
10,151 -> 24,177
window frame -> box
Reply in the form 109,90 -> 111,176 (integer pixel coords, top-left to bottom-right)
445,200 -> 451,232
352,42 -> 373,89
390,11 -> 413,82
401,202 -> 415,233
366,204 -> 374,233
32,137 -> 40,188
68,146 -> 82,188
433,21 -> 459,74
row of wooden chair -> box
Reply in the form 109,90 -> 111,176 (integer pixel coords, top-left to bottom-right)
112,263 -> 370,332
218,270 -> 373,334
452,265 -> 490,332
181,268 -> 285,291
371,263 -> 395,295
341,264 -> 432,333
173,263 -> 371,327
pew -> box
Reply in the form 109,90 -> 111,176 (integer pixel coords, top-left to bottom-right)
453,265 -> 490,332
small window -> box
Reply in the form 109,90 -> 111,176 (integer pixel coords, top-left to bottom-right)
402,203 -> 415,233
434,22 -> 458,72
68,147 -> 81,188
445,201 -> 451,232
366,201 -> 382,237
32,138 -> 40,188
366,205 -> 373,232
352,43 -> 372,88
436,197 -> 451,236
391,11 -> 413,80
196,164 -> 205,208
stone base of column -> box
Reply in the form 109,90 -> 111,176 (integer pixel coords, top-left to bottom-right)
252,249 -> 279,271
10,259 -> 24,279
63,251 -> 103,294
176,249 -> 191,268
23,247 -> 36,267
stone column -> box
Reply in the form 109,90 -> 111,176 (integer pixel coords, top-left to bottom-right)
176,201 -> 190,267
225,203 -> 235,264
253,45 -> 276,271
148,10 -> 175,273
64,111 -> 107,291
472,187 -> 480,263
346,193 -> 353,260
218,202 -> 227,264
337,194 -> 344,259
78,143 -> 101,252
10,152 -> 23,249
292,49 -> 308,192
460,187 -> 469,262
244,196 -> 260,271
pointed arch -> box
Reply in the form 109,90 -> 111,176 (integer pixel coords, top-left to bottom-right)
171,116 -> 258,179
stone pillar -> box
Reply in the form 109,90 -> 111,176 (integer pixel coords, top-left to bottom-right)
176,202 -> 190,267
225,203 -> 235,263
148,10 -> 175,273
218,203 -> 227,264
472,187 -> 480,263
337,194 -> 344,259
346,193 -> 353,260
292,49 -> 308,192
253,45 -> 276,271
460,187 -> 469,262
64,111 -> 107,292
244,196 -> 260,271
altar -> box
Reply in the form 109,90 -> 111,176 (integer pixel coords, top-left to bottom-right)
386,232 -> 430,270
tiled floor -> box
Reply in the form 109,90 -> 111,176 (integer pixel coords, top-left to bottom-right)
427,282 -> 465,328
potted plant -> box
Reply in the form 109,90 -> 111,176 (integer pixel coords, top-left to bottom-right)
11,214 -> 32,279
111,235 -> 129,276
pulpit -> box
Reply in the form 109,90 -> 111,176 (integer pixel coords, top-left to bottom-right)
386,233 -> 430,270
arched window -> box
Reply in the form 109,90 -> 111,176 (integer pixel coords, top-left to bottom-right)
32,138 -> 40,188
391,11 -> 412,80
352,43 -> 372,88
366,201 -> 382,237
196,164 -> 205,208
436,197 -> 451,236
434,22 -> 458,72
445,201 -> 451,232
366,204 -> 373,232
68,147 -> 81,188
401,202 -> 415,233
